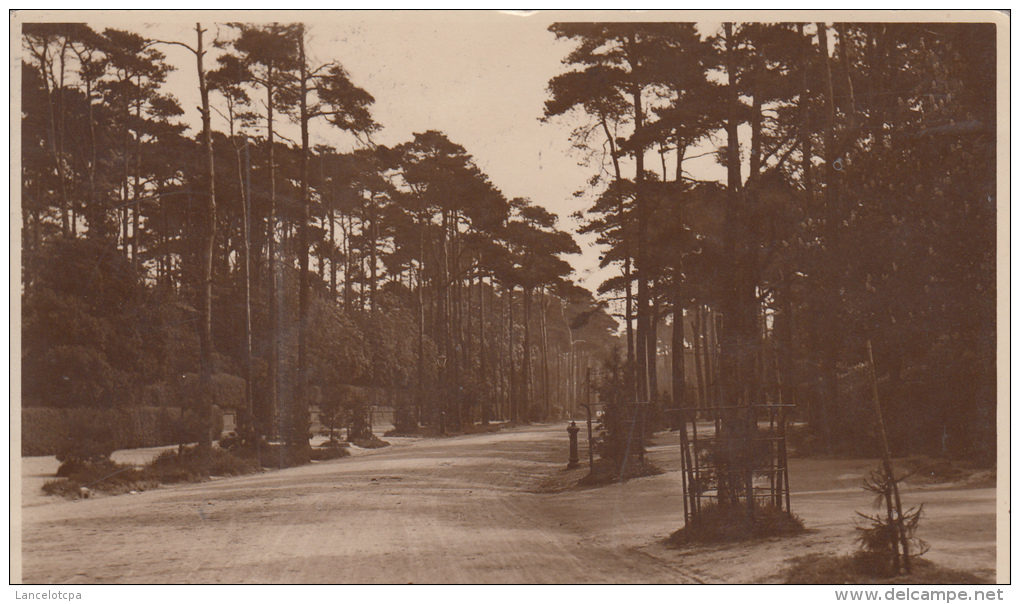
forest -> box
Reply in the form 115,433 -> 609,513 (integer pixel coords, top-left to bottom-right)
20,20 -> 997,466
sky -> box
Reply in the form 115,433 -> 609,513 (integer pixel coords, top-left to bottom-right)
75,10 -> 730,293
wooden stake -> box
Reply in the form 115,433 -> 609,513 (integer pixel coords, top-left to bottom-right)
866,339 -> 911,573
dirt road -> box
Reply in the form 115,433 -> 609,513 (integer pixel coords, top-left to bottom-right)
19,424 -> 996,584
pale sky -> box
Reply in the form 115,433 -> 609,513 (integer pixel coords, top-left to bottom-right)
77,11 -> 730,292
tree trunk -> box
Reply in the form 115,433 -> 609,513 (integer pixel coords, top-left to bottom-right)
692,305 -> 706,408
480,276 -> 489,424
799,23 -> 813,201
647,297 -> 659,404
540,288 -> 551,418
241,136 -> 255,442
817,21 -> 840,453
265,63 -> 280,440
719,22 -> 747,415
418,211 -> 428,426
291,29 -> 311,458
507,285 -> 517,422
600,116 -> 634,364
195,23 -> 217,452
522,286 -> 533,422
628,30 -> 650,404
671,287 -> 686,417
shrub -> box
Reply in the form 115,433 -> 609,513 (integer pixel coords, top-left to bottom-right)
55,457 -> 95,478
147,445 -> 256,483
349,434 -> 389,449
44,445 -> 258,499
310,441 -> 351,461
43,458 -> 152,498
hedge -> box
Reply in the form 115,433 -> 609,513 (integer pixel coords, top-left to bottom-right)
21,405 -> 225,457
318,385 -> 427,408
146,373 -> 246,411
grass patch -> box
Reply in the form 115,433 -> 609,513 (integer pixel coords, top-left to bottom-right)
44,445 -> 258,499
782,554 -> 990,584
667,502 -> 805,546
577,458 -> 663,486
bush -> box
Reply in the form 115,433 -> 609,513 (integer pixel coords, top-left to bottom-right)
310,441 -> 351,461
43,458 -> 152,498
55,457 -> 98,478
147,446 -> 256,483
44,445 -> 258,500
349,434 -> 389,449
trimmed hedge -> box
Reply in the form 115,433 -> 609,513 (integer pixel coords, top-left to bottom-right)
22,405 -> 225,457
172,373 -> 246,411
325,385 -> 419,408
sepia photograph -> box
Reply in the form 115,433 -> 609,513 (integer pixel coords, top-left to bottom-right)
10,9 -> 1009,589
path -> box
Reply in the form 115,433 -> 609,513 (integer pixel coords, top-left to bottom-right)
19,423 -> 996,583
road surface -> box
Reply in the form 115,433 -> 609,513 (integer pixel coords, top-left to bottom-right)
19,423 -> 996,584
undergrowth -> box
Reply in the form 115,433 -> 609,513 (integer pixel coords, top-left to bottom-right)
44,445 -> 258,499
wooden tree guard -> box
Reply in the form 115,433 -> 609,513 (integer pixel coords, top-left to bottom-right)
671,395 -> 793,527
